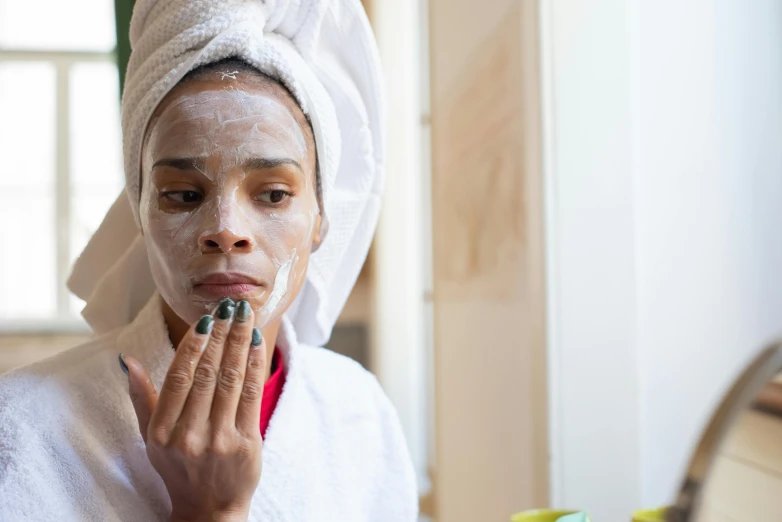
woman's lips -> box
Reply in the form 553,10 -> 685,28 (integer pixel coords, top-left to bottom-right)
192,273 -> 263,299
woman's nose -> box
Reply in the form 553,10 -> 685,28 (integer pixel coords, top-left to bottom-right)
199,228 -> 254,254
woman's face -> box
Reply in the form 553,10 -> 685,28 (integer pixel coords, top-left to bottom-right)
139,75 -> 320,328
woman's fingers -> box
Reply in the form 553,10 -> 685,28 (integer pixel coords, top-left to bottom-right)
141,297 -> 263,447
211,300 -> 254,432
149,313 -> 214,439
177,298 -> 236,432
236,329 -> 267,437
121,354 -> 158,444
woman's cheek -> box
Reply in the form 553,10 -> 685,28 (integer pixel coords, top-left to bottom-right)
140,204 -> 201,321
149,229 -> 191,286
249,210 -> 317,324
252,211 -> 310,256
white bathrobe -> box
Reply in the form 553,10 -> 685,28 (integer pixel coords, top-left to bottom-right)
0,295 -> 417,521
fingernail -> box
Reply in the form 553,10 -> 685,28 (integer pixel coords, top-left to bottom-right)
196,315 -> 214,335
118,353 -> 129,376
251,328 -> 262,347
235,300 -> 251,322
216,298 -> 235,320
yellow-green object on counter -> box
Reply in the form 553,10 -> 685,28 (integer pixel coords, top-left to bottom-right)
556,512 -> 589,522
511,509 -> 590,522
632,506 -> 669,522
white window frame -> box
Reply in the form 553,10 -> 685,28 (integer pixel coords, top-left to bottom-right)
0,48 -> 116,334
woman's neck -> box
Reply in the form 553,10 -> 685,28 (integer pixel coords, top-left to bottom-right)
160,296 -> 280,381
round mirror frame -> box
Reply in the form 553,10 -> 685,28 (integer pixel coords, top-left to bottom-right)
667,342 -> 782,522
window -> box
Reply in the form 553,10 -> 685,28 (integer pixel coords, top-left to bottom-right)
0,0 -> 123,330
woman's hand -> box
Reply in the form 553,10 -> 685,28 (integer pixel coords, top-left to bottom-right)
120,298 -> 267,522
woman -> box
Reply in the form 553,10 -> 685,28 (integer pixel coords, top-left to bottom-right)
0,1 -> 417,521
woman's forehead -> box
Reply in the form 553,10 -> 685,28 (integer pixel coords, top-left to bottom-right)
159,84 -> 295,121
152,72 -> 304,124
143,78 -> 315,168
151,90 -> 306,155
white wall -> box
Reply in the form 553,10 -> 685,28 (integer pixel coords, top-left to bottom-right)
541,0 -> 641,519
370,0 -> 429,495
544,0 -> 782,517
635,0 -> 782,506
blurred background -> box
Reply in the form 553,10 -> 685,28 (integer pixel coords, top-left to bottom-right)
3,1 -> 782,521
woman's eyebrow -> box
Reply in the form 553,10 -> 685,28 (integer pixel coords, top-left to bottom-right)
242,157 -> 303,172
152,157 -> 207,171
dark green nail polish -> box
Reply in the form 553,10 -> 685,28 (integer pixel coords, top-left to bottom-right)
217,298 -> 235,320
251,328 -> 262,347
118,353 -> 129,376
196,315 -> 214,335
235,300 -> 251,322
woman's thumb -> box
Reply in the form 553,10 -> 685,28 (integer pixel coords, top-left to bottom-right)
119,353 -> 158,443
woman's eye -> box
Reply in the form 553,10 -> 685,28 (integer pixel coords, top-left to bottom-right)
257,190 -> 292,204
162,191 -> 203,204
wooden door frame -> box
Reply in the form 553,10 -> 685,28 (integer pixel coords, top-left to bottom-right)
428,1 -> 548,519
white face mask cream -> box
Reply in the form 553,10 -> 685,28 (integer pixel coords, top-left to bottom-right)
139,85 -> 320,329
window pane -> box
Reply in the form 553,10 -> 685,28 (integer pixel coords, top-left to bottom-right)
69,62 -> 124,316
0,190 -> 58,320
0,0 -> 116,52
69,62 -> 122,187
0,63 -> 56,188
0,63 -> 58,319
